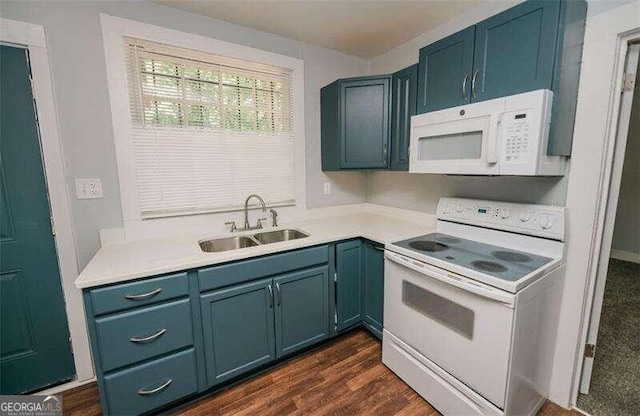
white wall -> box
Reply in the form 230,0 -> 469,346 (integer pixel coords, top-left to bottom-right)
611,67 -> 640,260
0,0 -> 368,269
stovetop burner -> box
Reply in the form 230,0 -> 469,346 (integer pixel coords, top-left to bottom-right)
491,251 -> 532,263
471,260 -> 508,273
435,236 -> 461,244
409,241 -> 449,252
390,233 -> 554,285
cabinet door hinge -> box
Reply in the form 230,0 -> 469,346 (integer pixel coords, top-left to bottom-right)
622,73 -> 636,92
584,343 -> 595,358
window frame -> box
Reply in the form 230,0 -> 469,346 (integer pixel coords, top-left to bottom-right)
101,15 -> 306,241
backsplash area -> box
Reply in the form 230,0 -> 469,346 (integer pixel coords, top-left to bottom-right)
366,171 -> 568,214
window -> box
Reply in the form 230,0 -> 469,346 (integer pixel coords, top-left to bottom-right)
124,37 -> 296,219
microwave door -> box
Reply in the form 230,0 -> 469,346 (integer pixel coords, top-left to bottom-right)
410,116 -> 498,175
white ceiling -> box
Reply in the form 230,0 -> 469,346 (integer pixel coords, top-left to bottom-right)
154,1 -> 483,59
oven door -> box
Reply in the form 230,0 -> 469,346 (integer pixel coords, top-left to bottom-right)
409,106 -> 502,175
384,250 -> 515,409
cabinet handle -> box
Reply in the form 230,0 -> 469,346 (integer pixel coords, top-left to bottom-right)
137,378 -> 172,396
125,288 -> 162,300
471,69 -> 480,99
275,283 -> 281,306
462,73 -> 469,100
130,328 -> 167,343
382,143 -> 388,165
268,284 -> 273,308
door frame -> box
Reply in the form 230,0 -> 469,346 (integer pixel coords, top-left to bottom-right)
0,18 -> 94,390
578,43 -> 640,395
562,21 -> 640,407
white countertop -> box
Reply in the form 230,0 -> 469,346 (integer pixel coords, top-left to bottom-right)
75,207 -> 436,289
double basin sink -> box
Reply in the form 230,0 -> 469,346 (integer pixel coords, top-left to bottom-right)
199,229 -> 309,253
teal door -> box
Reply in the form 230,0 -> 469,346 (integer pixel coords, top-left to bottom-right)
340,76 -> 391,169
200,278 -> 275,387
390,64 -> 418,171
335,240 -> 363,331
472,0 -> 560,102
273,266 -> 329,357
0,45 -> 74,393
362,242 -> 384,339
417,27 -> 475,114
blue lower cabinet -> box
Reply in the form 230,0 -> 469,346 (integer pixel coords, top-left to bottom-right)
200,278 -> 276,386
335,240 -> 364,331
274,266 -> 329,357
103,348 -> 198,416
95,299 -> 193,372
363,242 -> 384,339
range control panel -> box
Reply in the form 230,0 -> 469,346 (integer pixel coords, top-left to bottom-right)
437,197 -> 565,241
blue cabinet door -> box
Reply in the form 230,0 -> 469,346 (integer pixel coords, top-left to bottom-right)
335,240 -> 363,331
417,27 -> 475,114
340,76 -> 391,169
390,64 -> 418,171
472,0 -> 561,102
363,242 -> 384,339
200,278 -> 275,387
273,266 -> 329,357
0,45 -> 74,393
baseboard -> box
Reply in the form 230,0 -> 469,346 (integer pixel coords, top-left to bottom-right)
610,249 -> 640,264
33,376 -> 97,395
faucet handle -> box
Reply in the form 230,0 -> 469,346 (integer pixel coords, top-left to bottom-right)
257,218 -> 267,229
224,221 -> 237,232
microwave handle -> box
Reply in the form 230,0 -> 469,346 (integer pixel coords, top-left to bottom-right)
384,250 -> 515,307
486,113 -> 502,164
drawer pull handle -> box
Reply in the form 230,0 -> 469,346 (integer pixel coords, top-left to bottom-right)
130,328 -> 167,343
137,378 -> 172,396
125,288 -> 163,300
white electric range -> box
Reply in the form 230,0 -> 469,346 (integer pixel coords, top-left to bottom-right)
382,197 -> 566,416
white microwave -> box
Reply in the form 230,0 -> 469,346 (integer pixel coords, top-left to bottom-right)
409,89 -> 566,176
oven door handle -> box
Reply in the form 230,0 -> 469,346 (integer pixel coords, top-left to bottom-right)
384,251 -> 515,307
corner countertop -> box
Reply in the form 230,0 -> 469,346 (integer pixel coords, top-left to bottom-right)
75,206 -> 436,289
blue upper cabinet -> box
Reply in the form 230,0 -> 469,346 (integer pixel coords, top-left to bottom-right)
390,64 -> 418,171
472,0 -> 561,102
322,75 -> 391,170
415,0 -> 585,156
417,27 -> 475,113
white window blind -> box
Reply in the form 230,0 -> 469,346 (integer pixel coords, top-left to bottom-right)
124,37 -> 296,219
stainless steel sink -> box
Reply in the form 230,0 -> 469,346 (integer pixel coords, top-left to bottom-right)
253,229 -> 309,244
199,236 -> 260,253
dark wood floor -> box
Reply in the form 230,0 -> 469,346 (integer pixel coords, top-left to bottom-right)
62,329 -> 580,416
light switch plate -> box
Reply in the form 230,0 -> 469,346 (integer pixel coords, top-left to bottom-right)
75,178 -> 103,199
323,182 -> 331,195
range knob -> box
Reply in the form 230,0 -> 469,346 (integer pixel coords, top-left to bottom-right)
443,205 -> 451,214
519,210 -> 531,222
456,204 -> 464,213
540,219 -> 554,230
499,209 -> 510,219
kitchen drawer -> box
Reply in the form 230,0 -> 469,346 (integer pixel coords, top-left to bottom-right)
95,299 -> 193,372
104,348 -> 198,416
90,272 -> 189,316
198,245 -> 329,292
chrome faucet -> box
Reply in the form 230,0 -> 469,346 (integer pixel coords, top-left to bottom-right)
242,194 -> 267,231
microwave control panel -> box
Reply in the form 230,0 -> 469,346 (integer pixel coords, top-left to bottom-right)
503,110 -> 532,162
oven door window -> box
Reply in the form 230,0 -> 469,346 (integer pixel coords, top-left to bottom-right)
402,280 -> 474,339
417,131 -> 483,161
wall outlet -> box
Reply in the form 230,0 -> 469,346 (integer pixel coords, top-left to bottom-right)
75,178 -> 103,199
323,182 -> 331,195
